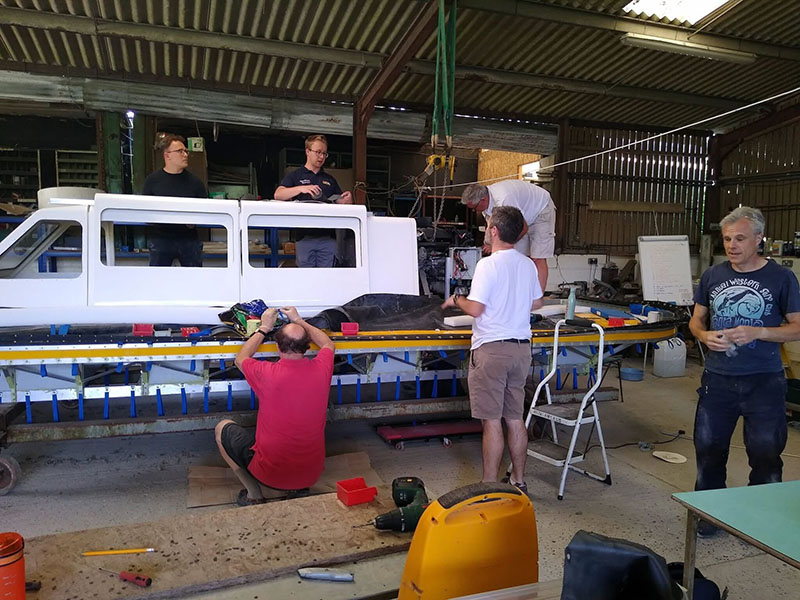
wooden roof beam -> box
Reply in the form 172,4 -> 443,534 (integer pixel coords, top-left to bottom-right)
356,0 -> 439,126
716,102 -> 800,158
354,0 -> 439,204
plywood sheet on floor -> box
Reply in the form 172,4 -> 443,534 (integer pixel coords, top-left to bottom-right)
25,491 -> 407,600
187,451 -> 382,508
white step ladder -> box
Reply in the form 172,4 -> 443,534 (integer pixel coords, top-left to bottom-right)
522,318 -> 612,500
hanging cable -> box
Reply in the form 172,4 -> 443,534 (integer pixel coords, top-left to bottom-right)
429,84 -> 800,191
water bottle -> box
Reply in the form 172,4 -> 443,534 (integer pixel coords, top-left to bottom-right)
566,286 -> 576,320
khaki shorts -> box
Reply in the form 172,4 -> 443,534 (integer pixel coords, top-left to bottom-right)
468,341 -> 532,421
513,199 -> 556,259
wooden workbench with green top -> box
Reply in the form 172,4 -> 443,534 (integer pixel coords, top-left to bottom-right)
673,480 -> 800,599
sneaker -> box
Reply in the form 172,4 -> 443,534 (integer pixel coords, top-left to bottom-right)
697,520 -> 720,538
501,477 -> 529,495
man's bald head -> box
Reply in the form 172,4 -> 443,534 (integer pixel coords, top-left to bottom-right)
274,323 -> 310,355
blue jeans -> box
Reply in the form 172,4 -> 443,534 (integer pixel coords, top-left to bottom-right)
694,370 -> 787,491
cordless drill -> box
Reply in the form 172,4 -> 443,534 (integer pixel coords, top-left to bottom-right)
373,477 -> 429,533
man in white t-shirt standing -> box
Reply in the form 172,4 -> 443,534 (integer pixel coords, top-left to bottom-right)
442,206 -> 544,493
462,180 -> 555,293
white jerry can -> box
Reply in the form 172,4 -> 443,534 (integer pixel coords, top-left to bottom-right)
653,337 -> 687,377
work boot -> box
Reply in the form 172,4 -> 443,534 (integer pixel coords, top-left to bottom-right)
236,489 -> 267,507
286,488 -> 310,499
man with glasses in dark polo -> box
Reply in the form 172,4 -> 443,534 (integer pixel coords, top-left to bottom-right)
142,133 -> 207,266
274,134 -> 353,268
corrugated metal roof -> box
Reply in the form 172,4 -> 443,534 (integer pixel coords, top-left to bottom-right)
697,0 -> 800,46
0,0 -> 797,133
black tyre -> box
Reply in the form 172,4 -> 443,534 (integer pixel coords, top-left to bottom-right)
0,455 -> 21,495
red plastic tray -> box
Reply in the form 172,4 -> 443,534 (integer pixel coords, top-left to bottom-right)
336,477 -> 377,506
341,322 -> 359,335
132,323 -> 154,336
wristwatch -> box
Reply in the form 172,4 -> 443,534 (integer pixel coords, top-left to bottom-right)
254,328 -> 270,337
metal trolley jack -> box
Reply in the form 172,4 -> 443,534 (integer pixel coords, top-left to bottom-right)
520,318 -> 612,500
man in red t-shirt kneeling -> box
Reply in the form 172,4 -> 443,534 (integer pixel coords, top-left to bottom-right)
215,306 -> 334,506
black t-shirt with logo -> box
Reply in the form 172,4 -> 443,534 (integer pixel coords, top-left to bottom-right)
279,166 -> 343,239
279,166 -> 342,201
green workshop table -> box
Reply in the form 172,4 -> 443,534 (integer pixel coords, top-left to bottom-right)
673,481 -> 800,599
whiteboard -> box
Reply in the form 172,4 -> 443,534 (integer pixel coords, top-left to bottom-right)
638,235 -> 694,306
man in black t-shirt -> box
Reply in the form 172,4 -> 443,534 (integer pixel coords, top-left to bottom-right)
274,134 -> 352,267
142,134 -> 207,266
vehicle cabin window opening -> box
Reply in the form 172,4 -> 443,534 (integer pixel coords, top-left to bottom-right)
99,210 -> 232,268
246,215 -> 360,269
0,220 -> 83,279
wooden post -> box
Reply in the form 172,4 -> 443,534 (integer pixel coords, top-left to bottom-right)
554,118 -> 570,252
353,106 -> 368,206
704,135 -> 721,233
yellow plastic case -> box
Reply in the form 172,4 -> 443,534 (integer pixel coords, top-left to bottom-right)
399,482 -> 538,599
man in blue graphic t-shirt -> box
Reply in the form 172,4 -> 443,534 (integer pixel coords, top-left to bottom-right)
689,206 -> 800,536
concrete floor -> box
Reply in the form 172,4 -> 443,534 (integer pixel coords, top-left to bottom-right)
2,358 -> 799,599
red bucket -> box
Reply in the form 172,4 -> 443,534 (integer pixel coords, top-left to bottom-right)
0,532 -> 25,600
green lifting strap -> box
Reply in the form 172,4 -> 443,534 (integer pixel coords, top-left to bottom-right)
431,0 -> 456,150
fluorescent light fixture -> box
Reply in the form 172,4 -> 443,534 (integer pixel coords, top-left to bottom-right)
623,0 -> 730,25
619,33 -> 757,64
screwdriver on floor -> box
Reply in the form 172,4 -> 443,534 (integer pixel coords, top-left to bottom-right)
98,567 -> 152,587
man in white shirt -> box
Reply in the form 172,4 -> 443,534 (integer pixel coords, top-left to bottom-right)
442,206 -> 544,493
462,180 -> 556,293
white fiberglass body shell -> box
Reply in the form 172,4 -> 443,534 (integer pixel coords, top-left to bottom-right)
0,192 -> 418,327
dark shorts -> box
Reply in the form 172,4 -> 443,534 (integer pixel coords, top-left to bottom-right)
220,422 -> 256,470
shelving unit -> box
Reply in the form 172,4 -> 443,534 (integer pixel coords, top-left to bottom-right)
56,150 -> 99,188
208,162 -> 257,199
0,148 -> 41,202
365,154 -> 391,193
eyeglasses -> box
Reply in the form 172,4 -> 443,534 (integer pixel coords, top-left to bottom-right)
166,148 -> 189,155
308,150 -> 328,158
